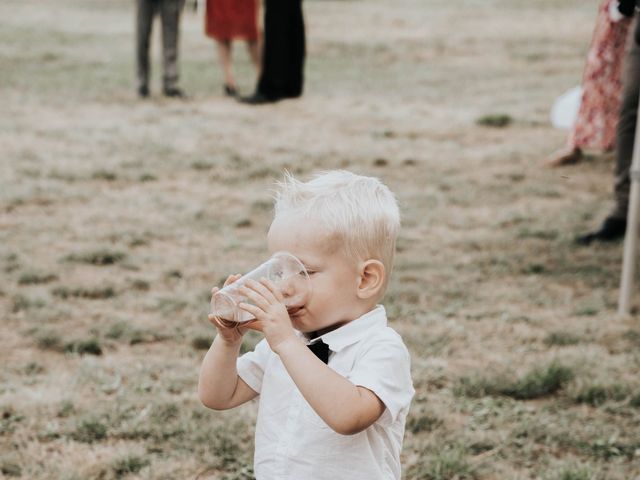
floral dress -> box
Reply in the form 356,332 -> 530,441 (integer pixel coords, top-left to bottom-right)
568,0 -> 632,151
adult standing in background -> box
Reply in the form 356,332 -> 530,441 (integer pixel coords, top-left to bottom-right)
578,0 -> 640,244
240,0 -> 305,104
205,0 -> 261,97
136,0 -> 186,98
545,0 -> 632,167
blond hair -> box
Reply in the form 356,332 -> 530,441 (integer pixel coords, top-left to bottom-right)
273,170 -> 400,279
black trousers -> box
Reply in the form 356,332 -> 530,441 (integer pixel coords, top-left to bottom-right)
256,0 -> 305,99
611,16 -> 640,220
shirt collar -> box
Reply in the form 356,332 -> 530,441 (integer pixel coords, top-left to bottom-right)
304,305 -> 387,352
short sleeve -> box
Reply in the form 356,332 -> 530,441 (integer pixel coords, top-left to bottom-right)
348,332 -> 415,427
236,338 -> 272,394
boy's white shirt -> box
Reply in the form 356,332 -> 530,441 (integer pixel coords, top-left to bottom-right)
237,305 -> 415,480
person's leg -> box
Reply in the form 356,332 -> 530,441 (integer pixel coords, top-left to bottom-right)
160,0 -> 184,95
216,40 -> 237,95
135,0 -> 155,96
577,19 -> 640,244
284,0 -> 305,98
611,33 -> 640,221
247,39 -> 261,76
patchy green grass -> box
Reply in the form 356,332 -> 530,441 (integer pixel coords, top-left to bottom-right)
52,285 -> 117,299
191,335 -> 212,351
64,338 -> 103,356
64,249 -> 127,266
71,418 -> 108,443
11,294 -> 46,312
475,113 -> 513,128
407,445 -> 476,480
35,331 -> 64,352
572,383 -> 629,406
544,331 -> 582,347
112,455 -> 150,476
455,363 -> 574,400
546,464 -> 595,480
406,411 -> 443,434
17,271 -> 58,285
91,170 -> 118,181
0,462 -> 22,477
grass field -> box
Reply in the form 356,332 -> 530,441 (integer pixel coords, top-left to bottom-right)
2,0 -> 640,478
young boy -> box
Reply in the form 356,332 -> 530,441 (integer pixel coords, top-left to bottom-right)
198,170 -> 414,480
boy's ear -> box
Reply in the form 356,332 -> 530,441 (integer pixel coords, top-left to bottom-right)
356,260 -> 386,300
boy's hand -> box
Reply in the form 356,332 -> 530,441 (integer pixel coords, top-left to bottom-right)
208,274 -> 258,346
238,278 -> 297,354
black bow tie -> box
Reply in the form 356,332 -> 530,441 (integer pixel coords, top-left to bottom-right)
307,340 -> 330,364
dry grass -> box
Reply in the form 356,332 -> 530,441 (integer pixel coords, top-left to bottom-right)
2,0 -> 640,478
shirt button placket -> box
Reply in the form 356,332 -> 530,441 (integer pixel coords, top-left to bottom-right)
275,392 -> 303,478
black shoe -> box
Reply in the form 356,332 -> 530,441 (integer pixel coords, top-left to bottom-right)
163,87 -> 186,98
238,92 -> 279,105
224,84 -> 238,97
575,217 -> 627,245
138,85 -> 150,98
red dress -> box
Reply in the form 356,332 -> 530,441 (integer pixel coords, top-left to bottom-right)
205,0 -> 259,42
568,0 -> 632,151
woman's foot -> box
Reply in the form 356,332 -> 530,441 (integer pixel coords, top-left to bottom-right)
224,84 -> 238,97
544,146 -> 583,167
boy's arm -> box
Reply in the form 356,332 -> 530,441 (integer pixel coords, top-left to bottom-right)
198,334 -> 258,410
277,339 -> 385,435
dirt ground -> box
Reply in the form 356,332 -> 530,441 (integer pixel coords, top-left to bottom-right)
1,0 -> 640,479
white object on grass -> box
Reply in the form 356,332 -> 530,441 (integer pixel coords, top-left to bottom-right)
608,0 -> 624,23
550,85 -> 582,130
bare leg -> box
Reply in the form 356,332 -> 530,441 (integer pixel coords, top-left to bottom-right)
215,40 -> 235,90
247,39 -> 261,77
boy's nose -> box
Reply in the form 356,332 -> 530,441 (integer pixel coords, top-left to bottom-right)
279,280 -> 295,298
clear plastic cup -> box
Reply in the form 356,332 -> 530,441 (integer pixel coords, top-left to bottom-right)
210,252 -> 311,324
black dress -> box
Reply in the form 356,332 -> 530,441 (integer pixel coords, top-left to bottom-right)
256,0 -> 305,100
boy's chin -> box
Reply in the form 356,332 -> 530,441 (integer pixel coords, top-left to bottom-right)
303,321 -> 346,338
290,312 -> 344,336
292,318 -> 327,336
292,319 -> 313,334
289,315 -> 310,332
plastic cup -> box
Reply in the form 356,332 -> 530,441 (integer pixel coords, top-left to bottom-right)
210,252 -> 311,324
